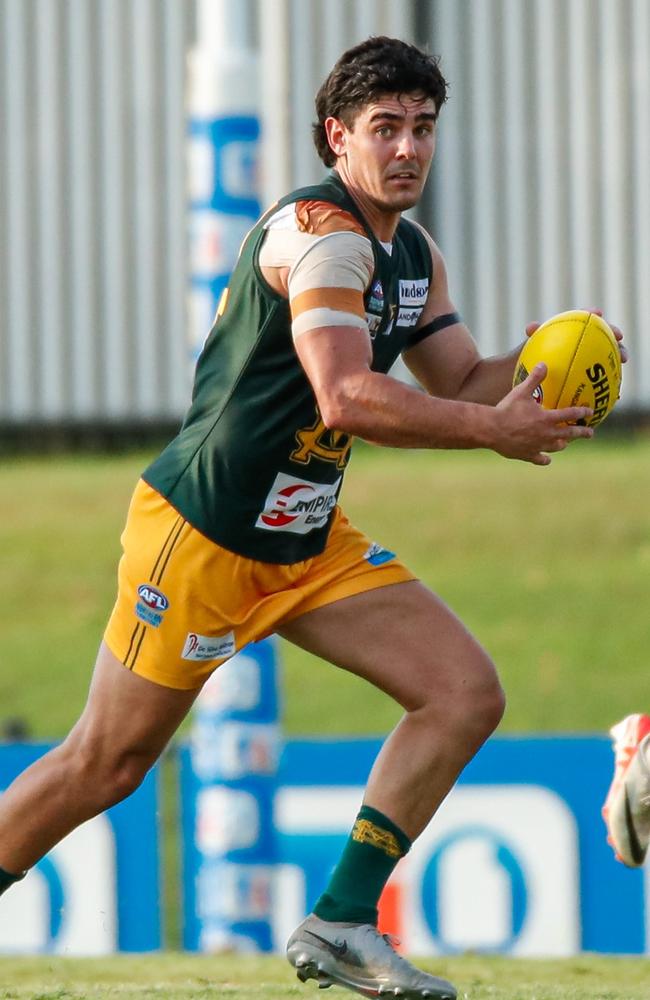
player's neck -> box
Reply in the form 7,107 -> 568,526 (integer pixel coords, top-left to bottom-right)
336,172 -> 400,243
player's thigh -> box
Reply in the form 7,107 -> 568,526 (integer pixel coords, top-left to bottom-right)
67,641 -> 199,766
278,580 -> 500,712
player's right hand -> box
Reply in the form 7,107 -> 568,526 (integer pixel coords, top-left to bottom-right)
492,363 -> 594,466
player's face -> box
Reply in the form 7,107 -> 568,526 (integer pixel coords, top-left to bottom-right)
327,93 -> 437,221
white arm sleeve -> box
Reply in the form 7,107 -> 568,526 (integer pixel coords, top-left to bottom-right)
286,230 -> 374,339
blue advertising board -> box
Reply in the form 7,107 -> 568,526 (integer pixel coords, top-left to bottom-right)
0,744 -> 161,954
271,735 -> 648,956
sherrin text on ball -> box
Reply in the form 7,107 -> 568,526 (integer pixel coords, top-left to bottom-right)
513,310 -> 622,427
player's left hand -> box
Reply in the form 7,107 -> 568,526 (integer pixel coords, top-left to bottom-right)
525,311 -> 629,364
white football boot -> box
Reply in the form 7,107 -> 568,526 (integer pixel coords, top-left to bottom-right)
603,713 -> 650,867
287,913 -> 457,999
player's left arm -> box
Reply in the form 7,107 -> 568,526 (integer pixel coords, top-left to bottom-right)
404,231 -> 628,403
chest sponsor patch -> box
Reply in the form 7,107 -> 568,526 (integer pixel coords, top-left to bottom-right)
256,472 -> 341,534
182,631 -> 235,661
399,278 -> 428,306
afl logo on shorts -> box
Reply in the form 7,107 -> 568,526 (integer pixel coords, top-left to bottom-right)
135,584 -> 170,628
137,585 -> 169,611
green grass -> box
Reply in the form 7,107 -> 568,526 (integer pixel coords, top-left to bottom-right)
0,953 -> 648,999
1,435 -> 648,739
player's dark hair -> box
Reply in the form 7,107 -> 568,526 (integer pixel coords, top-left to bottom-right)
313,36 -> 449,167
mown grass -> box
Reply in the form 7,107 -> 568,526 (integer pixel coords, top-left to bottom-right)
0,953 -> 648,999
1,433 -> 648,739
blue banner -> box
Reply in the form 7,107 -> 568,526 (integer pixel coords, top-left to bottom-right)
0,744 -> 160,954
271,735 -> 647,956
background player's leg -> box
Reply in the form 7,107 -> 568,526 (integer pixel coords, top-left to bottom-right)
0,642 -> 198,876
279,579 -> 505,839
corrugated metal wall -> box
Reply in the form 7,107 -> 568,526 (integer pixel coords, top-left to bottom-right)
259,0 -> 416,203
0,0 -> 193,424
0,0 -> 416,426
1,0 -> 647,425
428,0 -> 649,406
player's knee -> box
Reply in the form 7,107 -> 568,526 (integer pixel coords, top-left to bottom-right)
478,674 -> 506,734
462,666 -> 505,746
100,753 -> 150,807
443,657 -> 505,744
62,734 -> 151,810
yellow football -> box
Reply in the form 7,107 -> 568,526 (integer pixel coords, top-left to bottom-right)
512,310 -> 622,427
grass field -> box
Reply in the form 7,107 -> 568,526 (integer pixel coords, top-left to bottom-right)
0,953 -> 649,999
1,433 -> 648,739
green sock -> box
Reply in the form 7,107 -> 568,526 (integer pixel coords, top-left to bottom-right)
313,805 -> 411,925
0,865 -> 25,898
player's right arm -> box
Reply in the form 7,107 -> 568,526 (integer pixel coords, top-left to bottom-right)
261,210 -> 592,465
294,320 -> 592,465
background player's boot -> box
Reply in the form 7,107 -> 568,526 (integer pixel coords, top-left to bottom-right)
603,713 -> 650,866
287,913 -> 456,999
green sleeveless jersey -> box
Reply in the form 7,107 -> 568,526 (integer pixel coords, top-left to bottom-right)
144,172 -> 432,563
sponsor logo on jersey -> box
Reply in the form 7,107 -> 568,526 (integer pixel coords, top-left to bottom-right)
292,412 -> 352,470
256,472 -> 341,534
366,279 -> 385,338
399,278 -> 428,305
363,542 -> 396,566
182,631 -> 236,661
368,279 -> 384,314
396,306 -> 424,328
135,584 -> 170,628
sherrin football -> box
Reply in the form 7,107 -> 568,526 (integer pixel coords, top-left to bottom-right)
513,310 -> 622,427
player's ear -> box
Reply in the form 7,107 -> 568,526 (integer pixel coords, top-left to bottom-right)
324,117 -> 348,159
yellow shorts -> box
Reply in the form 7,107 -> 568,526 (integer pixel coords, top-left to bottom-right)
104,479 -> 416,689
